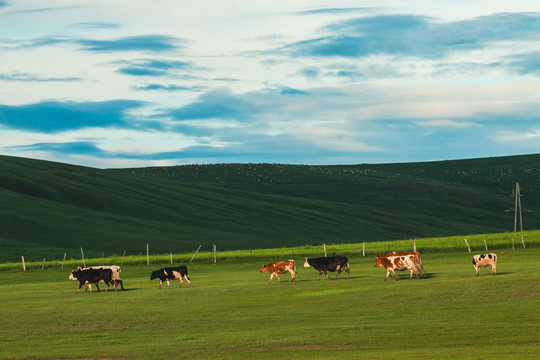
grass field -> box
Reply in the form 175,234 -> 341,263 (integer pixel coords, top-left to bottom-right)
1,248 -> 538,359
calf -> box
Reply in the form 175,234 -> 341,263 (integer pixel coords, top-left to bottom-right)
150,265 -> 192,289
472,253 -> 497,276
303,256 -> 349,280
68,268 -> 116,294
384,251 -> 425,276
374,255 -> 421,281
260,260 -> 296,283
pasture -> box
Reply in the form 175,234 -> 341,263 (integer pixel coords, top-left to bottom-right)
0,249 -> 538,359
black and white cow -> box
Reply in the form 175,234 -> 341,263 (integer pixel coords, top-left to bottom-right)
150,265 -> 192,289
303,256 -> 350,280
82,266 -> 124,291
68,268 -> 117,294
472,253 -> 497,276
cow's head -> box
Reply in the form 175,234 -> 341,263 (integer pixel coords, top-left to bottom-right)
150,270 -> 160,280
260,265 -> 269,273
374,256 -> 382,267
303,257 -> 311,268
68,269 -> 80,280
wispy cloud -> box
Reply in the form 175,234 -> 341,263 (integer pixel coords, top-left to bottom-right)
76,35 -> 181,53
0,72 -> 82,82
414,119 -> 482,129
0,100 -> 147,133
285,12 -> 540,59
114,59 -> 192,77
506,51 -> 540,75
73,22 -> 121,30
134,84 -> 205,91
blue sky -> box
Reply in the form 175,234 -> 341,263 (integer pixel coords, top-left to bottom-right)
1,1 -> 540,168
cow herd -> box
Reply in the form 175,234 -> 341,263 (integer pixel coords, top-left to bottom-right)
68,252 -> 498,293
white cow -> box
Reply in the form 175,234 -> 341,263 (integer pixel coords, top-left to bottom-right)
472,253 -> 497,276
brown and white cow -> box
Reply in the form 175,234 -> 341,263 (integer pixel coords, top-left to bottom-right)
384,251 -> 425,276
472,253 -> 497,276
374,255 -> 421,281
260,260 -> 296,283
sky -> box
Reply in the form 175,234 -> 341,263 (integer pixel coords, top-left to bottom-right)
1,1 -> 540,168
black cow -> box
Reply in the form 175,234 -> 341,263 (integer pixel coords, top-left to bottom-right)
303,256 -> 350,280
150,265 -> 192,289
68,268 -> 116,294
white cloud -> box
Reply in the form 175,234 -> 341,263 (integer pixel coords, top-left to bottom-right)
414,119 -> 482,129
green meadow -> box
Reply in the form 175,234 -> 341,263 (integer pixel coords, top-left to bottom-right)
0,243 -> 538,359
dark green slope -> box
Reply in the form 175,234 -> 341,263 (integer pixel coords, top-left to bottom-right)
1,154 -> 538,262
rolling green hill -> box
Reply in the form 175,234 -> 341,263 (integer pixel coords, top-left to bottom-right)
1,154 -> 538,262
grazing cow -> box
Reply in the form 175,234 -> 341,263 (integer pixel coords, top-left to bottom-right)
83,266 -> 124,291
374,255 -> 421,281
472,253 -> 497,276
68,268 -> 116,294
150,265 -> 192,289
384,251 -> 425,276
260,260 -> 296,283
303,256 -> 349,280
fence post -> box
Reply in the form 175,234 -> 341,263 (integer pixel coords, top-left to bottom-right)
413,239 -> 417,252
190,245 -> 202,263
146,244 -> 149,266
512,237 -> 515,250
323,244 -> 327,257
521,234 -> 526,249
170,252 -> 173,265
362,242 -> 365,257
81,247 -> 86,267
464,239 -> 471,253
484,239 -> 488,252
22,256 -> 26,272
213,244 -> 217,263
62,253 -> 66,268
41,258 -> 46,270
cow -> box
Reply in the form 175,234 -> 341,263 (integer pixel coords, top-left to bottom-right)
68,268 -> 117,294
150,265 -> 192,289
472,253 -> 497,276
260,260 -> 296,283
374,255 -> 421,281
384,251 -> 425,276
303,256 -> 349,280
83,266 -> 124,291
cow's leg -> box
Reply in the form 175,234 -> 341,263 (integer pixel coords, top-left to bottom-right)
318,271 -> 323,281
166,279 -> 171,289
333,268 -> 343,280
384,270 -> 390,281
475,266 -> 479,276
88,284 -> 92,293
159,280 -> 163,289
179,277 -> 183,288
184,274 -> 192,287
118,279 -> 124,290
346,264 -> 350,279
95,283 -> 100,292
324,270 -> 330,280
290,270 -> 296,282
276,273 -> 281,282
492,264 -> 496,275
409,269 -> 413,280
393,269 -> 398,281
77,281 -> 84,294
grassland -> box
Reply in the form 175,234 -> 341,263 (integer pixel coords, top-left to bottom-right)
0,245 -> 538,359
1,154 -> 539,263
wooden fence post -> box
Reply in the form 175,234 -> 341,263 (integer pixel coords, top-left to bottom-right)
62,253 -> 66,268
170,252 -> 173,265
464,239 -> 471,253
190,245 -> 202,263
512,237 -> 515,250
81,247 -> 86,267
41,258 -> 46,270
413,239 -> 417,252
213,244 -> 217,263
362,242 -> 365,257
121,250 -> 126,266
483,239 -> 488,251
521,234 -> 526,249
22,256 -> 26,272
146,244 -> 149,266
323,244 -> 327,257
